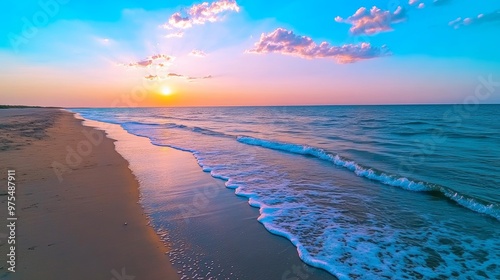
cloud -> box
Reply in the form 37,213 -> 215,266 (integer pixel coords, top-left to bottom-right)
93,37 -> 115,46
119,54 -> 174,68
167,73 -> 184,77
335,6 -> 407,35
190,49 -> 207,57
124,53 -> 212,82
144,73 -> 213,81
433,0 -> 451,6
408,0 -> 425,8
247,28 -> 390,64
122,59 -> 153,68
449,10 -> 500,29
149,54 -> 172,60
187,75 -> 213,80
448,17 -> 463,27
144,75 -> 158,80
163,0 -> 240,30
165,31 -> 184,38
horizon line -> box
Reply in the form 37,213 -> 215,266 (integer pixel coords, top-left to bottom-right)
2,103 -> 500,109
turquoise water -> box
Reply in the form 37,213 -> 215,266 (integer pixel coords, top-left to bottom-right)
72,105 -> 500,279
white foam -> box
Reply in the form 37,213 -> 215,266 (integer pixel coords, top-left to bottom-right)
237,136 -> 500,220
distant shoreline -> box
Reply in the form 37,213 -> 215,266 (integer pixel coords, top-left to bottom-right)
0,105 -> 60,109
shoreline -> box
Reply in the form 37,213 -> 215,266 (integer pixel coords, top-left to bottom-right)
78,112 -> 337,279
0,108 -> 178,279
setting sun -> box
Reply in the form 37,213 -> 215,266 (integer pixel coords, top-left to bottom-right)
161,86 -> 172,96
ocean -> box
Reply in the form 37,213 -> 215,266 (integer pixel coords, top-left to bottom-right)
72,105 -> 499,279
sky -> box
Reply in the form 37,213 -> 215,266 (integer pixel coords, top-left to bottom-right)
1,0 -> 499,107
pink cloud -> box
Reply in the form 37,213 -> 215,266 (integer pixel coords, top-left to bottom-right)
165,31 -> 184,38
433,0 -> 451,6
165,0 -> 240,29
448,17 -> 462,28
335,6 -> 407,35
190,50 -> 207,57
119,54 -> 174,69
449,10 -> 500,29
409,0 -> 425,9
247,28 -> 389,64
144,73 -> 212,81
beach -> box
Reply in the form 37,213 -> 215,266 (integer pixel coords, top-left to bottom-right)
1,106 -> 498,279
2,0 -> 498,278
0,108 -> 179,280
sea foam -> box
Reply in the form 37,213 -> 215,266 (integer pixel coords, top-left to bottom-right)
237,136 -> 500,221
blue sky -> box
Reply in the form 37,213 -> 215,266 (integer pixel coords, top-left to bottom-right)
1,0 -> 499,106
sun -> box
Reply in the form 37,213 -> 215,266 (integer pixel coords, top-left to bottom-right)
160,86 -> 172,96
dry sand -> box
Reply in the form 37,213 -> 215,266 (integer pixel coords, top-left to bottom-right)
0,108 -> 178,280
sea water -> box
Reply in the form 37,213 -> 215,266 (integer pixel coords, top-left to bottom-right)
72,105 -> 500,279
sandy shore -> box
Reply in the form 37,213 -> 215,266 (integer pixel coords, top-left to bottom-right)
0,109 -> 178,279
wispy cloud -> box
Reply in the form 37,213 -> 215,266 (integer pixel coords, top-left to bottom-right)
433,0 -> 451,6
93,37 -> 115,46
188,75 -> 213,80
449,10 -> 500,29
119,54 -> 174,68
247,28 -> 389,64
163,0 -> 240,30
165,31 -> 184,38
167,73 -> 184,77
144,73 -> 213,81
408,0 -> 425,9
335,6 -> 407,36
120,50 -> 212,83
190,49 -> 207,57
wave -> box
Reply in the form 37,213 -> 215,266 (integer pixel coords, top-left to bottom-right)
237,136 -> 500,221
158,122 -> 234,138
74,111 -> 500,221
191,126 -> 229,137
402,121 -> 431,125
121,121 -> 232,138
